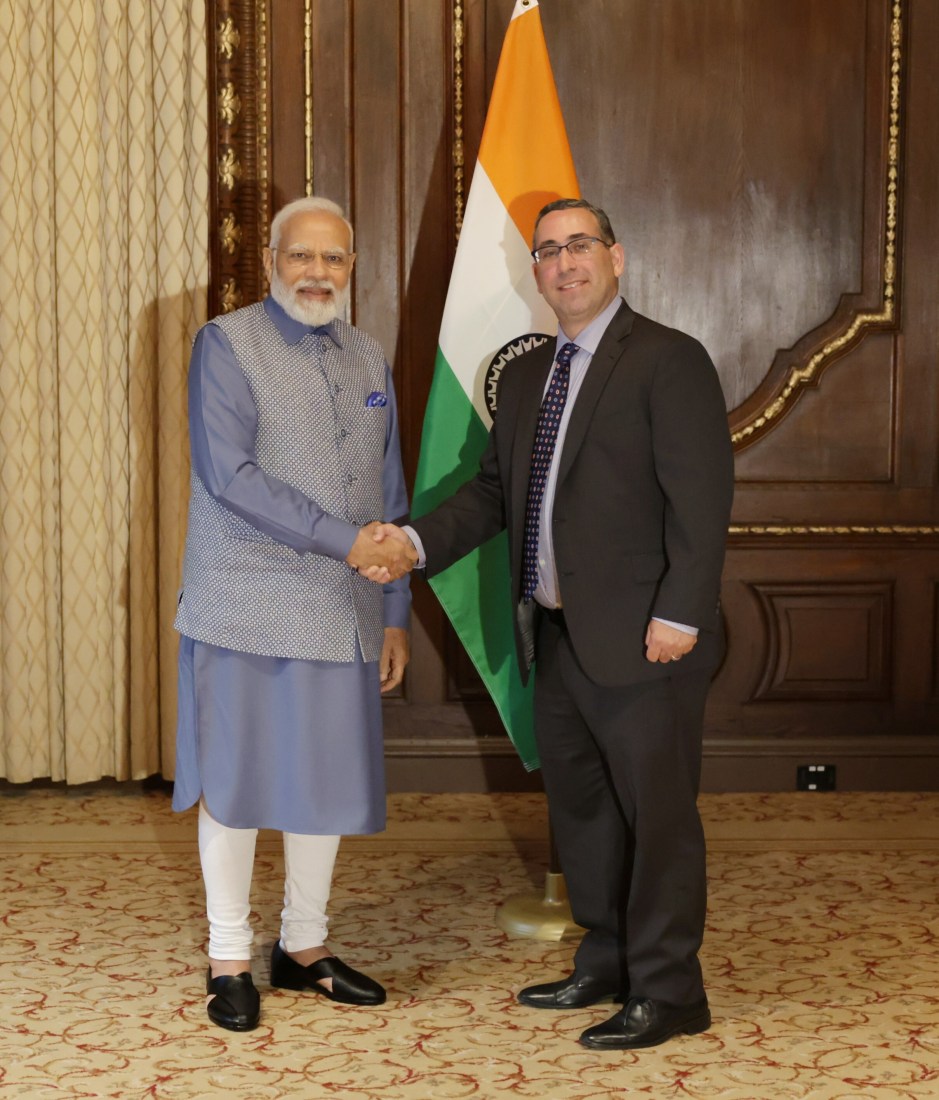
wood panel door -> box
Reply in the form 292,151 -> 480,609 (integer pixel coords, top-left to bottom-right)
205,0 -> 939,791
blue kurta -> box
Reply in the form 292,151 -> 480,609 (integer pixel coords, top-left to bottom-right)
172,298 -> 410,835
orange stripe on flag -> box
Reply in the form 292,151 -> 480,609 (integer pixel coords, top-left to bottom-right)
478,2 -> 579,248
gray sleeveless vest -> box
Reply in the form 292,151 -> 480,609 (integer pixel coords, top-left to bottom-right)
174,301 -> 388,662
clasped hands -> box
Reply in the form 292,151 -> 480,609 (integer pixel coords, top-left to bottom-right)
347,526 -> 698,664
345,521 -> 417,583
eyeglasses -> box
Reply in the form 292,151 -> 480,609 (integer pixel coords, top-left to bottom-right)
272,248 -> 353,270
531,236 -> 612,265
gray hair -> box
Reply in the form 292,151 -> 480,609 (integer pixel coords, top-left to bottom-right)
269,196 -> 354,250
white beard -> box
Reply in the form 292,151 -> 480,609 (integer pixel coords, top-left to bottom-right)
269,268 -> 349,327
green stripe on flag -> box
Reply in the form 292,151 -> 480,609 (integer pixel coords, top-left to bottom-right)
413,348 -> 539,771
412,349 -> 488,514
428,539 -> 536,770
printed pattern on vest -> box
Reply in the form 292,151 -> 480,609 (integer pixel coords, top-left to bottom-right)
174,302 -> 389,663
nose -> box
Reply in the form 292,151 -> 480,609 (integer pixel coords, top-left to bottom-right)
556,244 -> 577,272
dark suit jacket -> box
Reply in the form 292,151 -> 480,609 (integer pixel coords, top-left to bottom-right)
413,299 -> 735,687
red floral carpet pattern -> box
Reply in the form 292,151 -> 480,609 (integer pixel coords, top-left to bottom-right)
0,789 -> 937,1098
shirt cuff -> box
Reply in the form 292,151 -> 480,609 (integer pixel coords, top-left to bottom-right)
652,617 -> 698,636
382,586 -> 412,629
318,515 -> 360,562
401,525 -> 426,568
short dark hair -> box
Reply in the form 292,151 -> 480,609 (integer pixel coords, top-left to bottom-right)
533,198 -> 616,245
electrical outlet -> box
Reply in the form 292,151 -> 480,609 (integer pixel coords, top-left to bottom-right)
797,764 -> 836,791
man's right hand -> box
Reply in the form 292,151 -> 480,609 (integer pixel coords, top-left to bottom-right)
346,521 -> 417,582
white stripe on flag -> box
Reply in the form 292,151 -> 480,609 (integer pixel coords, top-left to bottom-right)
438,164 -> 558,425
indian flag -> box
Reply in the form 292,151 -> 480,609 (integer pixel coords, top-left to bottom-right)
412,0 -> 579,770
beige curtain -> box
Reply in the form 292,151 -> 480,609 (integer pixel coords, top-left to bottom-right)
0,2 -> 208,782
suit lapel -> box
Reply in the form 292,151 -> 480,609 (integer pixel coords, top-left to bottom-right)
557,300 -> 635,486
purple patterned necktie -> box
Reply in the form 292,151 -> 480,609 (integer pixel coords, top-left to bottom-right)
522,342 -> 578,601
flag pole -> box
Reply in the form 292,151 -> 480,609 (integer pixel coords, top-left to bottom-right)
414,0 -> 583,935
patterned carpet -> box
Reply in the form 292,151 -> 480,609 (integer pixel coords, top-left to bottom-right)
1,788 -> 938,1099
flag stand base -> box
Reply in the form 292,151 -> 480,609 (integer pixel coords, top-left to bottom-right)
495,871 -> 585,941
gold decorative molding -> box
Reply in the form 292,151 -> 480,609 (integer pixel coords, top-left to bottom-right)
208,2 -> 268,316
217,146 -> 242,190
453,1 -> 465,237
730,525 -> 939,537
304,0 -> 313,196
219,211 -> 242,255
257,0 -> 270,255
731,0 -> 904,449
217,16 -> 240,60
220,278 -> 243,314
217,81 -> 241,126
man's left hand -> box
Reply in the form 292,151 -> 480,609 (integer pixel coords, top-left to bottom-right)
380,627 -> 410,693
645,619 -> 697,664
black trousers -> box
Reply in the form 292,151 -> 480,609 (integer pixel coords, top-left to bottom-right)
534,611 -> 710,1006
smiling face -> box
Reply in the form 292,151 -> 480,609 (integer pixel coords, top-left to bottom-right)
263,209 -> 355,326
531,208 -> 625,339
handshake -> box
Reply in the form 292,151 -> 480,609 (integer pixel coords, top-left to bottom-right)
345,521 -> 418,583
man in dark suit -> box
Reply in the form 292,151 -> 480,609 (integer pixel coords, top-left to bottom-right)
378,198 -> 734,1049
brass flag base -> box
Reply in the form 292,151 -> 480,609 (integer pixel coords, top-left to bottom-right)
496,871 -> 585,941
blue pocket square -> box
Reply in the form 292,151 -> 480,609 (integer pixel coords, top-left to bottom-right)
365,391 -> 388,407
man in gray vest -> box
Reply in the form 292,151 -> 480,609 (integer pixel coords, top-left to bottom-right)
173,196 -> 417,1032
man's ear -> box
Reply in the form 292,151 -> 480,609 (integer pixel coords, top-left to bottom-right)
262,247 -> 274,283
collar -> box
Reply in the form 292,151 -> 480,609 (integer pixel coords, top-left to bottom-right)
556,295 -> 623,357
263,295 -> 343,349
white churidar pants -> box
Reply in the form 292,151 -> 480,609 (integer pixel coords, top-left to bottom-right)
198,801 -> 340,959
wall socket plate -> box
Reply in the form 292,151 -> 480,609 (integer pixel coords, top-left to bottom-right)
797,764 -> 836,791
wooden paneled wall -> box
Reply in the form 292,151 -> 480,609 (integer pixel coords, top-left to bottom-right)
206,0 -> 939,791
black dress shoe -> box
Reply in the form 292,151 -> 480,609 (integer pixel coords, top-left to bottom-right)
517,972 -> 626,1010
269,942 -> 386,1005
206,969 -> 260,1031
579,996 -> 711,1049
